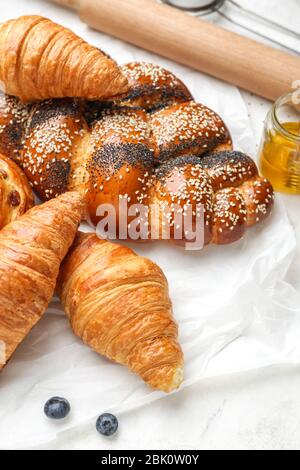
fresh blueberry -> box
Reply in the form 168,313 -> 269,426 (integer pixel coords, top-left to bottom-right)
44,396 -> 71,420
96,413 -> 118,436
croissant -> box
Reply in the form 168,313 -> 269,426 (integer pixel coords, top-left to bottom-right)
0,152 -> 34,229
0,191 -> 84,368
0,15 -> 129,102
57,232 -> 184,392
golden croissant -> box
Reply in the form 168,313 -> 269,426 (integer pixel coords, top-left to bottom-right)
57,232 -> 184,392
0,15 -> 129,102
0,191 -> 84,368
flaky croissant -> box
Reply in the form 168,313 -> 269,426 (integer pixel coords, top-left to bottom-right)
0,15 -> 129,102
57,232 -> 184,392
0,192 -> 84,368
0,153 -> 34,229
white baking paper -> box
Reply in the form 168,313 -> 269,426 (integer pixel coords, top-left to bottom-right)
0,21 -> 298,450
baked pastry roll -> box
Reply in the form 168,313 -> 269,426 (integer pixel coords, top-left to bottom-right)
57,232 -> 184,392
0,15 -> 129,102
0,152 -> 34,229
149,152 -> 274,245
0,192 -> 84,368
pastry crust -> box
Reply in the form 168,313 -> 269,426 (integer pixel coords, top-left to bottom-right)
0,15 -> 129,102
57,232 -> 184,392
0,192 -> 84,368
0,152 -> 34,229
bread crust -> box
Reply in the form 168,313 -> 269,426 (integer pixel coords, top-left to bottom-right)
0,60 -> 274,246
119,62 -> 193,111
150,153 -> 274,245
150,101 -> 232,163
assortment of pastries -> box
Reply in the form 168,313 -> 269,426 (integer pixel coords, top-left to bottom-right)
0,15 -> 275,392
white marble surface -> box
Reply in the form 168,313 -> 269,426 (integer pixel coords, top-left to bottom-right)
2,0 -> 300,450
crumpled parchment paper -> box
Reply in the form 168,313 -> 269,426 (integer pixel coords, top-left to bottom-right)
0,26 -> 297,450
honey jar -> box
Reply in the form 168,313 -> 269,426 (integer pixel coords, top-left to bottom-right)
259,92 -> 300,194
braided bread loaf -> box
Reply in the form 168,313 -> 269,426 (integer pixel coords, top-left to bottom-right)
0,62 -> 274,246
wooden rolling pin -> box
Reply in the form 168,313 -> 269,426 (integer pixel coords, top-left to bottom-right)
51,0 -> 300,101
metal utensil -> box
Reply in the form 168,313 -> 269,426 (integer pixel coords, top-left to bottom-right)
162,0 -> 300,54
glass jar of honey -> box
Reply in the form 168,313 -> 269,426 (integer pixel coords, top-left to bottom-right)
259,93 -> 300,194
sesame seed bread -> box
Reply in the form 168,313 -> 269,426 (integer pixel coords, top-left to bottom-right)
0,61 -> 274,246
119,62 -> 193,111
150,101 -> 232,163
0,93 -> 30,162
151,153 -> 274,245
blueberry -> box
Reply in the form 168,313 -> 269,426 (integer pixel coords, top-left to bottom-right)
44,396 -> 71,420
96,413 -> 118,436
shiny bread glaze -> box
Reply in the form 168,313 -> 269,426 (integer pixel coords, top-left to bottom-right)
119,62 -> 193,111
150,101 -> 232,163
0,62 -> 274,245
